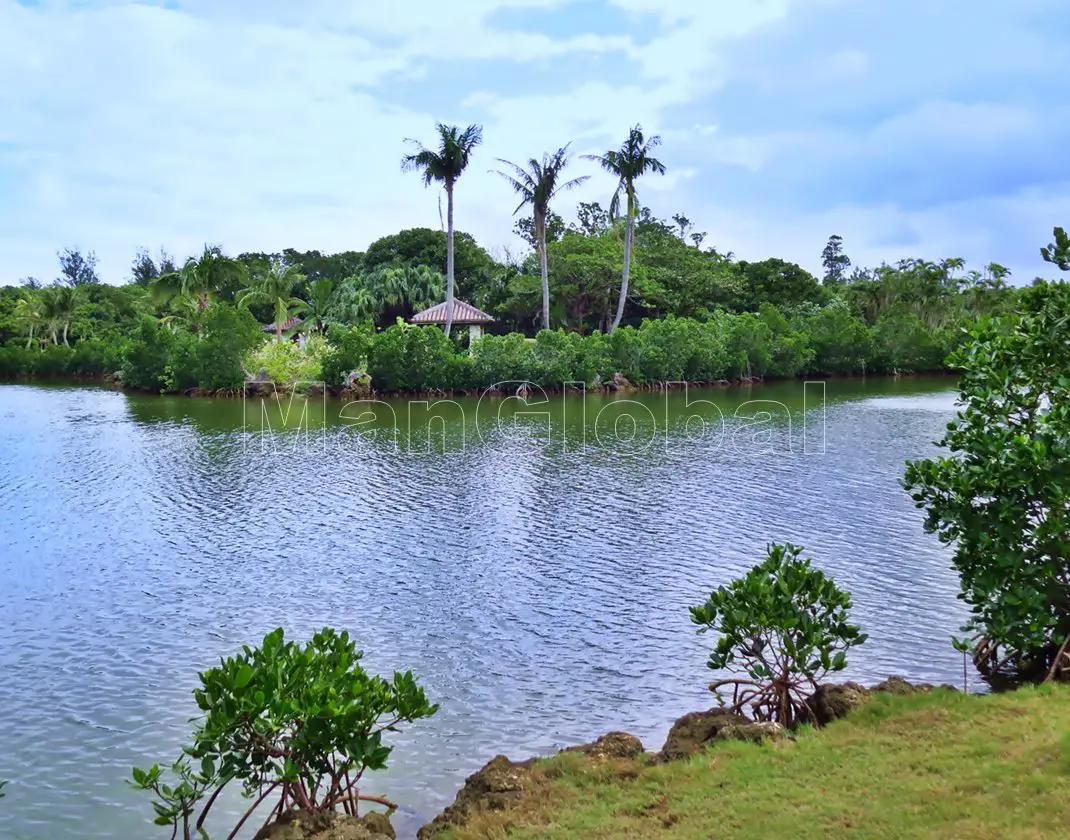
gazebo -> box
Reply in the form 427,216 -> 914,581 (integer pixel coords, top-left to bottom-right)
410,299 -> 495,343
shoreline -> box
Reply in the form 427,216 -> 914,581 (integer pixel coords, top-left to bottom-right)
0,370 -> 957,401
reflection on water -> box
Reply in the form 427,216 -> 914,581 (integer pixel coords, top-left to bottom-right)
0,376 -> 968,839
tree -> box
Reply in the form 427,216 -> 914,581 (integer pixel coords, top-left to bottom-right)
39,286 -> 77,345
821,235 -> 851,284
401,123 -> 484,336
239,257 -> 307,341
1040,226 -> 1069,271
904,281 -> 1070,682
131,628 -> 437,840
13,293 -> 44,348
513,211 -> 566,250
690,543 -> 866,728
302,278 -> 336,335
158,245 -> 247,313
583,125 -> 666,332
495,143 -> 590,330
57,248 -> 99,287
573,201 -> 610,237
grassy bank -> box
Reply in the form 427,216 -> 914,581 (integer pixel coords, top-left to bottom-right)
443,684 -> 1070,840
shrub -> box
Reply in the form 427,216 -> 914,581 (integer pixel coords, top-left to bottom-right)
321,324 -> 373,387
191,304 -> 263,391
120,317 -> 178,392
131,627 -> 437,839
904,281 -> 1070,682
367,323 -> 454,392
245,334 -> 329,386
690,543 -> 867,727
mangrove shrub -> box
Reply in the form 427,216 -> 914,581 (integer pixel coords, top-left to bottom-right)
904,280 -> 1070,681
690,543 -> 867,728
131,627 -> 437,840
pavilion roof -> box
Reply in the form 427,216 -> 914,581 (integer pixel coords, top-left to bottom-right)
410,300 -> 496,325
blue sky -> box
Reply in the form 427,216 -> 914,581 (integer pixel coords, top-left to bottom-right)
1,0 -> 1068,284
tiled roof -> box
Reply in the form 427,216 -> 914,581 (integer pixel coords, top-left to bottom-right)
262,316 -> 303,333
411,299 -> 496,325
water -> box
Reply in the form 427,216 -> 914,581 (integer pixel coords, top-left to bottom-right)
0,377 -> 968,839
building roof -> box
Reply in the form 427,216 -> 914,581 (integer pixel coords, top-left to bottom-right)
411,300 -> 496,325
262,316 -> 303,333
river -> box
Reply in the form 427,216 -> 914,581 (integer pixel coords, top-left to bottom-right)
0,377 -> 969,838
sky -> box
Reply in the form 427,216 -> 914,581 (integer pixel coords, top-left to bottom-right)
1,0 -> 1068,285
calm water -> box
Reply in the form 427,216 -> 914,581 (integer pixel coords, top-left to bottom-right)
0,377 -> 969,839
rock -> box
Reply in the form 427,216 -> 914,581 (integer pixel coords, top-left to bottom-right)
563,731 -> 644,761
306,383 -> 325,396
714,721 -> 787,744
657,709 -> 748,762
341,370 -> 372,399
254,810 -> 395,840
805,682 -> 871,725
609,372 -> 632,391
417,755 -> 536,839
873,676 -> 930,695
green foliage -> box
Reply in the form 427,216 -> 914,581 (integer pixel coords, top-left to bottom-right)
367,322 -> 456,392
320,324 -> 373,387
1040,226 -> 1069,271
903,281 -> 1070,682
802,300 -> 875,374
690,543 -> 867,727
874,310 -> 948,373
245,335 -> 329,385
131,627 -> 437,840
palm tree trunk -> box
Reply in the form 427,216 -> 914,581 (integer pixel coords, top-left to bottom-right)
62,322 -> 69,346
444,180 -> 455,337
25,325 -> 33,349
538,216 -> 550,332
610,199 -> 634,333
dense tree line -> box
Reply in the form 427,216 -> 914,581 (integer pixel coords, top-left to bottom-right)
0,120 -> 1066,393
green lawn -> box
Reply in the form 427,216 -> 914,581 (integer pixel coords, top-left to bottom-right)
442,684 -> 1070,840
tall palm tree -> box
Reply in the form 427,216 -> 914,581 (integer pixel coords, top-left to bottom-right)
13,292 -> 44,348
494,143 -> 589,330
39,286 -> 77,345
584,125 -> 666,333
401,123 -> 483,336
239,257 -> 307,341
156,245 -> 246,313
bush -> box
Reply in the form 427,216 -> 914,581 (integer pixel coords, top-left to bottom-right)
690,543 -> 867,727
904,281 -> 1070,682
245,334 -> 330,386
120,318 -> 177,392
131,627 -> 437,838
367,323 -> 454,392
321,324 -> 373,387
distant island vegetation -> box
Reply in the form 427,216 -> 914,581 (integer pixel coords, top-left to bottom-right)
1,123 -> 1068,396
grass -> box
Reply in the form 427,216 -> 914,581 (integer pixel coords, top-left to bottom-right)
441,684 -> 1070,840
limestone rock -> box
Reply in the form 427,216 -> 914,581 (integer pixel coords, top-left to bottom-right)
805,682 -> 871,725
416,755 -> 536,839
657,709 -> 748,762
254,810 -> 395,840
563,731 -> 644,761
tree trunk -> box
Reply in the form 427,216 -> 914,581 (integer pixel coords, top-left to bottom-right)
276,323 -> 283,343
62,322 -> 69,345
610,196 -> 634,333
199,291 -> 208,313
444,180 -> 456,337
25,325 -> 33,349
537,210 -> 550,331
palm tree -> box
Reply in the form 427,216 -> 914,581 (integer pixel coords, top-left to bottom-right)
494,143 -> 589,330
239,258 -> 307,341
302,278 -> 336,335
156,245 -> 246,313
584,125 -> 666,333
374,265 -> 446,315
401,123 -> 483,336
39,286 -> 77,345
13,292 -> 44,348
158,294 -> 206,334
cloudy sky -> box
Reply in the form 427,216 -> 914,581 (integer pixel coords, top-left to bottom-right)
1,0 -> 1068,285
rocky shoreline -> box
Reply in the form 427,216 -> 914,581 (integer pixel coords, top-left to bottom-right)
260,676 -> 956,840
